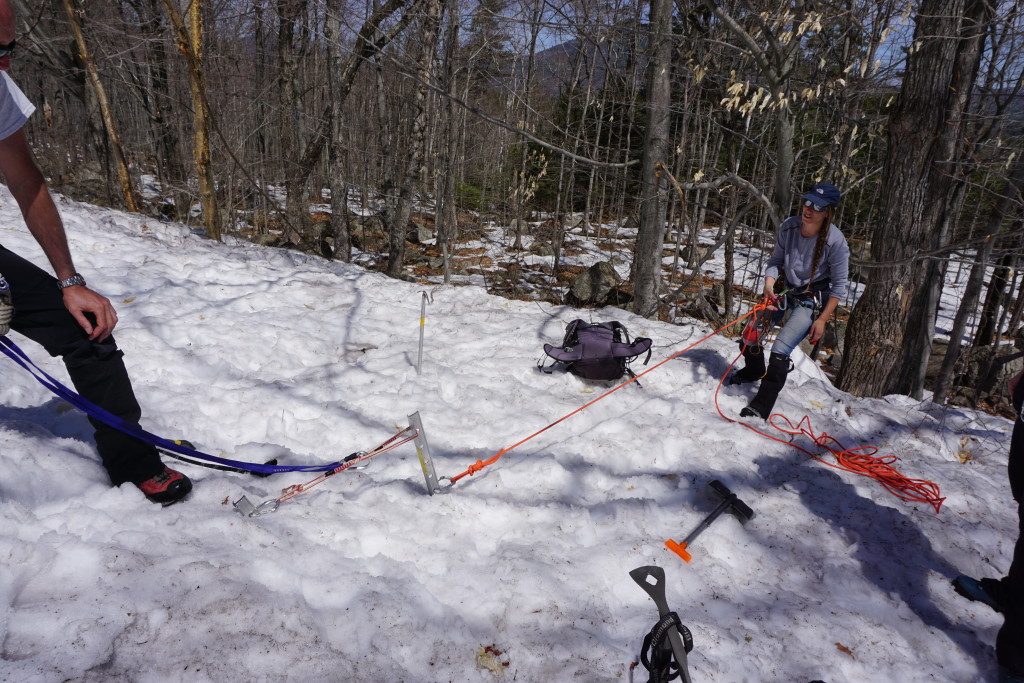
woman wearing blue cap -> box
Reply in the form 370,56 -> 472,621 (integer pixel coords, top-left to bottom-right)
729,182 -> 851,419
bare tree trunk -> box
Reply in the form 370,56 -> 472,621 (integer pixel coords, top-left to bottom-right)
631,0 -> 672,317
932,159 -> 1024,402
839,0 -> 995,398
386,0 -> 441,278
62,0 -> 139,213
162,0 -> 221,240
135,0 -> 189,220
976,251 -> 1015,348
278,0 -> 308,244
290,0 -> 422,245
436,0 -> 460,284
326,0 -> 350,261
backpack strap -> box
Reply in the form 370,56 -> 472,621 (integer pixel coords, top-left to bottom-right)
561,319 -> 586,347
609,337 -> 652,361
603,320 -> 630,343
543,343 -> 587,363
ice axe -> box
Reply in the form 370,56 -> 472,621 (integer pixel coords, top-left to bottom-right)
629,565 -> 693,683
665,479 -> 755,562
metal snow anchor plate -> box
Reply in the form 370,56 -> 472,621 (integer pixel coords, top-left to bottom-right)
233,496 -> 279,517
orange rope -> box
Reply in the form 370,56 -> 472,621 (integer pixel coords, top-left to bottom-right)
713,343 -> 945,513
450,296 -> 945,514
447,305 -> 762,484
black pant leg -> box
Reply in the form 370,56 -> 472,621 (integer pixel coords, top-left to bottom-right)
0,245 -> 163,485
997,502 -> 1024,674
998,423 -> 1024,674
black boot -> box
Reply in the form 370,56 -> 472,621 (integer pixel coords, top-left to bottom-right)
740,352 -> 792,419
728,341 -> 766,385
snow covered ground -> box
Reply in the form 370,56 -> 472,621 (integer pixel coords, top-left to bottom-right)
0,188 -> 1016,682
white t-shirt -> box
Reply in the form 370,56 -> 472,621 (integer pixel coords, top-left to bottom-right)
0,72 -> 35,141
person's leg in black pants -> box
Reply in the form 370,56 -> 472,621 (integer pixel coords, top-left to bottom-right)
0,244 -> 163,485
996,430 -> 1024,678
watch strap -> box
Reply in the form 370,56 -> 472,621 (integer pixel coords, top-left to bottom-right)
57,273 -> 87,289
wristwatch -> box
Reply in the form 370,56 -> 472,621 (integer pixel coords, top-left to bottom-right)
57,273 -> 87,289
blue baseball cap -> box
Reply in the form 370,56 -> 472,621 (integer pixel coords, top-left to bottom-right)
801,182 -> 841,208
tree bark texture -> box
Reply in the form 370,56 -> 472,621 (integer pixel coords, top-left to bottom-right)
838,0 -> 994,398
153,1 -> 219,238
326,0 -> 350,261
386,0 -> 442,278
62,0 -> 139,213
631,0 -> 673,317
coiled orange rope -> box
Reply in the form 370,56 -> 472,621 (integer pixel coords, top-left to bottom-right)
714,303 -> 945,513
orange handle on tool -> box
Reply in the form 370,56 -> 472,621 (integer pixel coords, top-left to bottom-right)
665,539 -> 693,563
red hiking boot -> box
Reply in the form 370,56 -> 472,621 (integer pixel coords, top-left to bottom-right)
136,467 -> 192,506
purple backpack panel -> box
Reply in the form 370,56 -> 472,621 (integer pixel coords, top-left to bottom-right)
543,320 -> 652,381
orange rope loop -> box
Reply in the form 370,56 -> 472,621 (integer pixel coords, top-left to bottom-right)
715,353 -> 945,513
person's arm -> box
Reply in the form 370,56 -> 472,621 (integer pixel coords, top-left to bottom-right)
0,128 -> 117,340
809,230 -> 850,344
1009,369 -> 1024,414
762,275 -> 779,310
763,218 -> 797,309
808,296 -> 839,344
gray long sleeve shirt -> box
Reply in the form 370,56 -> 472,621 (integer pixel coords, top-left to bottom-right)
764,216 -> 850,300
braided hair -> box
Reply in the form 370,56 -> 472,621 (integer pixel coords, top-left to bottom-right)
806,207 -> 833,290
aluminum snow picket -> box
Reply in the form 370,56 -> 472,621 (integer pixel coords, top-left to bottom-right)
409,411 -> 442,495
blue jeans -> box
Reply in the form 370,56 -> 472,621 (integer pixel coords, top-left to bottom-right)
767,294 -> 817,357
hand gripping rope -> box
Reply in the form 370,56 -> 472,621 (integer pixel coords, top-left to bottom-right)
443,295 -> 944,513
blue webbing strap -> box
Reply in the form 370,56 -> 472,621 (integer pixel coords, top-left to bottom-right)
0,336 -> 341,474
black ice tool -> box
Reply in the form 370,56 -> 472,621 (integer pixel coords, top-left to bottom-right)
630,565 -> 693,683
665,479 -> 755,562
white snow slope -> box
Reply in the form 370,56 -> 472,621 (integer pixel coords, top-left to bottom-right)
0,188 -> 1016,683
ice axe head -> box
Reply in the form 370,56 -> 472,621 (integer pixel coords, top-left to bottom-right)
665,479 -> 755,562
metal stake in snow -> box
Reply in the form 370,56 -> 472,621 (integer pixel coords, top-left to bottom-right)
409,411 -> 441,495
416,291 -> 429,375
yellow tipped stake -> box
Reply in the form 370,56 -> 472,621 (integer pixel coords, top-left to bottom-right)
416,291 -> 430,375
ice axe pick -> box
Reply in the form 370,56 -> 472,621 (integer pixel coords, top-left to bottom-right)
665,479 -> 755,562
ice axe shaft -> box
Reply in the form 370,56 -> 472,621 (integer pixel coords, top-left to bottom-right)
629,565 -> 693,683
666,479 -> 754,562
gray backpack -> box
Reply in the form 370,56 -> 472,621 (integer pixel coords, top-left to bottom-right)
541,320 -> 652,381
